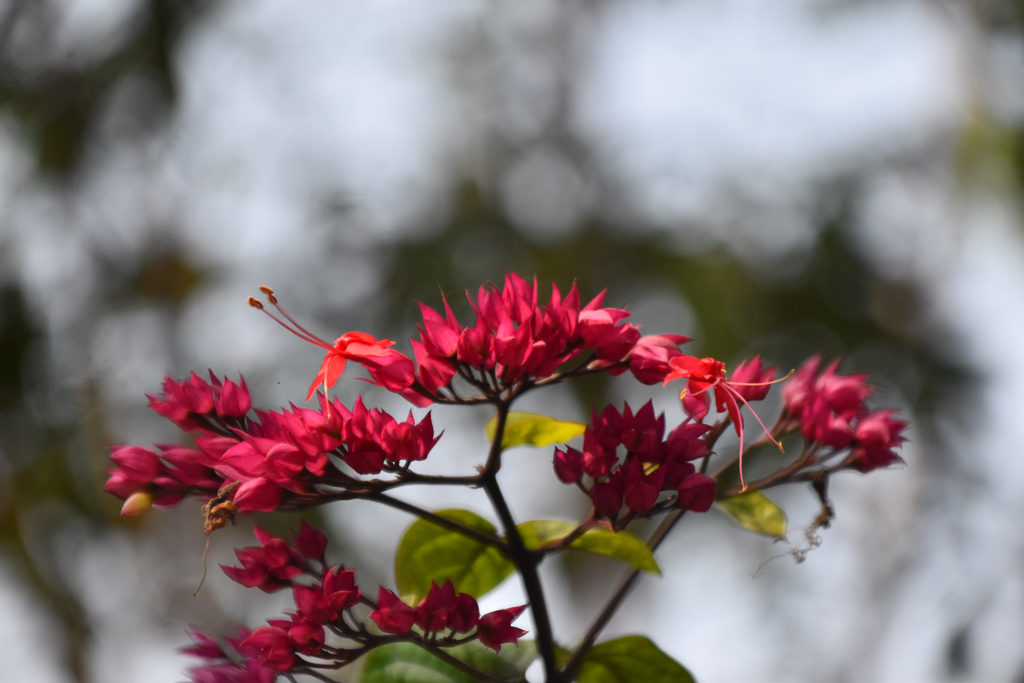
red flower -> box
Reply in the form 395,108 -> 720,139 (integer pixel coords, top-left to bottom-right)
447,593 -> 481,633
221,527 -> 306,593
628,334 -> 692,385
553,446 -> 584,484
622,460 -> 666,514
730,356 -> 778,402
664,355 -> 785,490
415,580 -> 459,632
246,289 -> 398,401
553,401 -> 718,521
231,478 -> 283,513
184,628 -> 278,683
281,618 -> 324,656
293,567 -> 360,624
306,331 -> 396,401
370,588 -> 416,635
849,410 -> 906,472
476,605 -> 527,652
591,474 -> 625,517
780,357 -> 905,472
676,472 -> 716,512
294,521 -> 328,563
241,626 -> 296,671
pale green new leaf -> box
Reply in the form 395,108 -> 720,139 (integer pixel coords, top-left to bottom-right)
485,412 -> 585,450
716,491 -> 787,538
516,520 -> 660,574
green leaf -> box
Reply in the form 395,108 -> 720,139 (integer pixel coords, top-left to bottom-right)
485,412 -> 585,450
716,491 -> 787,538
516,520 -> 660,574
577,636 -> 695,683
361,641 -> 536,683
395,509 -> 514,603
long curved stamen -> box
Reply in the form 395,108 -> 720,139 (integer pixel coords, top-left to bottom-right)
248,292 -> 334,352
737,401 -> 745,491
726,386 -> 784,451
727,368 -> 794,387
725,384 -> 784,493
259,286 -> 332,349
679,378 -> 720,400
670,362 -> 790,492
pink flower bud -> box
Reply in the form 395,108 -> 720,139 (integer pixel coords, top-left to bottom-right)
110,445 -> 162,482
553,447 -> 584,484
628,334 -> 691,385
232,478 -> 282,512
217,377 -> 251,418
183,372 -> 215,414
418,302 -> 461,358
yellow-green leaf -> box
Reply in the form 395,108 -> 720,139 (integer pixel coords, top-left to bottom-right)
716,491 -> 787,538
395,509 -> 514,603
554,645 -> 573,670
577,636 -> 695,683
516,520 -> 660,574
485,412 -> 585,450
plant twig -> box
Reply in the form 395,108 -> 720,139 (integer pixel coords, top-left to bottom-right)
413,640 -> 514,683
560,509 -> 687,681
366,492 -> 510,554
481,399 -> 561,683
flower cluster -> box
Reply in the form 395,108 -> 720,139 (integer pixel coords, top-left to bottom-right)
220,523 -> 328,592
108,273 -> 909,683
184,628 -> 276,683
783,357 -> 907,472
186,525 -> 529,681
252,274 -> 692,408
371,581 -> 527,652
553,401 -> 716,520
104,373 -> 440,516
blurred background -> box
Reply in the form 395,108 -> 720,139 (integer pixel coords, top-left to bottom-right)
0,0 -> 1022,680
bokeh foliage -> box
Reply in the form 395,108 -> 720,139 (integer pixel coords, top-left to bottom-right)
0,0 -> 1020,681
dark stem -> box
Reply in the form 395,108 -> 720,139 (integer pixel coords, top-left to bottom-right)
716,443 -> 819,498
413,640 -> 514,683
560,509 -> 687,682
559,419 -> 734,678
366,492 -> 510,554
481,400 -> 561,683
370,471 -> 483,490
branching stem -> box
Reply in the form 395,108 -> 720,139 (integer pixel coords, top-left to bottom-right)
413,641 -> 515,683
560,509 -> 686,682
481,398 -> 561,683
367,492 -> 510,554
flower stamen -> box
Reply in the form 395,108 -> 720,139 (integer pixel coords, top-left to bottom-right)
248,289 -> 334,352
